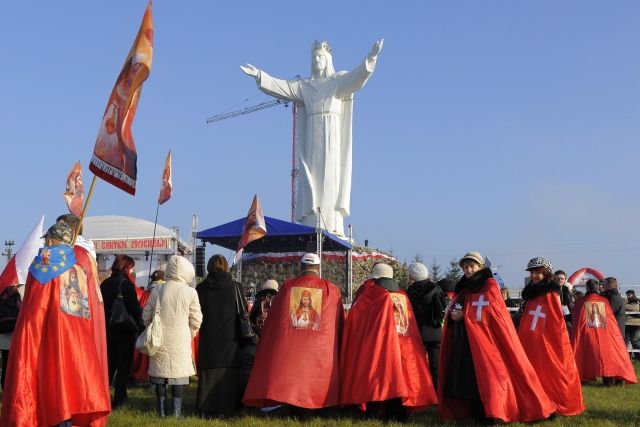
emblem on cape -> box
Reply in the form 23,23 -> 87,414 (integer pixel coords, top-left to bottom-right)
290,287 -> 322,330
59,265 -> 91,319
29,244 -> 76,284
391,293 -> 409,335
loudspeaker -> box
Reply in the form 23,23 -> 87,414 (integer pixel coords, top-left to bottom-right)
195,245 -> 206,277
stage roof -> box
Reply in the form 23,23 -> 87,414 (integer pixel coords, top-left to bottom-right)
196,216 -> 352,253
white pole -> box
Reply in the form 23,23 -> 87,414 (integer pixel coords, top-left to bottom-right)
316,207 -> 322,278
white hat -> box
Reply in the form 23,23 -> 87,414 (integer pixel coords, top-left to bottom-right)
408,262 -> 429,281
301,253 -> 321,265
260,279 -> 279,292
371,263 -> 393,279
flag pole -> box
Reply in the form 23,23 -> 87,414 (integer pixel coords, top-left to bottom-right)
72,175 -> 98,246
147,201 -> 160,284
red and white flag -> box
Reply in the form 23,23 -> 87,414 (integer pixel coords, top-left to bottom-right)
63,161 -> 84,216
89,3 -> 153,195
0,215 -> 45,292
234,195 -> 267,263
158,151 -> 172,205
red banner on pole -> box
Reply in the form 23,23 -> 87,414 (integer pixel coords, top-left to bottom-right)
89,3 -> 153,195
234,195 -> 267,263
158,151 -> 172,205
63,161 -> 84,216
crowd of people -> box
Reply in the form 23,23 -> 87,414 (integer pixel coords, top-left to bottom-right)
0,219 -> 638,425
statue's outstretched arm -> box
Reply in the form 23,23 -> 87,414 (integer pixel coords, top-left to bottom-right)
240,63 -> 259,77
368,39 -> 384,59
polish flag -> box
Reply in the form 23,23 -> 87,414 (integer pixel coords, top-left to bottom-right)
0,215 -> 45,292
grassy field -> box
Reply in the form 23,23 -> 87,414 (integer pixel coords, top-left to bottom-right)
107,361 -> 640,426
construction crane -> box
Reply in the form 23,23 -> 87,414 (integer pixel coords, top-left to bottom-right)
206,96 -> 299,222
206,99 -> 289,123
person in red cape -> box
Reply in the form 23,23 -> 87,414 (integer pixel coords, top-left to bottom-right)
439,251 -> 556,423
571,279 -> 637,386
56,214 -> 111,426
340,262 -> 437,422
243,253 -> 344,411
0,223 -> 111,427
518,257 -> 584,416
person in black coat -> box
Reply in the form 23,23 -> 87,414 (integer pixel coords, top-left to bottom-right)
195,254 -> 255,419
100,254 -> 142,408
601,276 -> 626,338
405,262 -> 447,389
249,279 -> 278,336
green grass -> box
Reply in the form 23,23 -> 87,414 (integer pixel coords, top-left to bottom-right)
106,361 -> 640,426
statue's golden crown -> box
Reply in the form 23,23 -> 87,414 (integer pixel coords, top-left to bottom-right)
312,40 -> 332,53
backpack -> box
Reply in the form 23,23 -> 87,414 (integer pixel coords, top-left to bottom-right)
426,287 -> 449,328
0,285 -> 22,333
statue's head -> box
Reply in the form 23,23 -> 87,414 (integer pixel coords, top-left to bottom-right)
311,40 -> 335,79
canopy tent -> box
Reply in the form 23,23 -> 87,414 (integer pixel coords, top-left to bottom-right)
196,216 -> 352,252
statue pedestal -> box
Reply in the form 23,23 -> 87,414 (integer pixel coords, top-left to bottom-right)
232,246 -> 403,301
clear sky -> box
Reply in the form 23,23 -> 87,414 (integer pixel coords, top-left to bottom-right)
1,1 -> 639,289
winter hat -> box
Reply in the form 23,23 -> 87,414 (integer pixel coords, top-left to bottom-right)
525,257 -> 553,272
408,262 -> 429,281
301,253 -> 321,265
459,251 -> 484,267
42,222 -> 73,245
371,262 -> 394,279
260,279 -> 279,292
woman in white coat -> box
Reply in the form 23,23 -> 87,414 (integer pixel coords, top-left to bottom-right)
143,255 -> 202,418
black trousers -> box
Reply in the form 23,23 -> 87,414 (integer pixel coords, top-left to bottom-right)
424,340 -> 441,390
107,335 -> 136,405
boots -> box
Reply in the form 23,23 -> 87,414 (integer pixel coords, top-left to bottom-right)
173,397 -> 183,419
156,396 -> 166,418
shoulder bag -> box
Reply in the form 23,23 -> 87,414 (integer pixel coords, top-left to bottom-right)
108,280 -> 139,333
136,286 -> 164,356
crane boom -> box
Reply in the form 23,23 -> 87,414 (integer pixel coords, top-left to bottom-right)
206,99 -> 288,124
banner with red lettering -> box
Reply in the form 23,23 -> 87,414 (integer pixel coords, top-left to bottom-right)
89,3 -> 153,195
158,151 -> 172,204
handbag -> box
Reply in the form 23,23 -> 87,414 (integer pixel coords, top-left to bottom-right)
136,287 -> 163,356
108,280 -> 139,333
234,282 -> 257,343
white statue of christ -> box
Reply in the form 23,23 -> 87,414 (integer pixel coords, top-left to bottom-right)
241,39 -> 383,237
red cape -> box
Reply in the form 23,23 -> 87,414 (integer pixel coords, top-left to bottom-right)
438,277 -> 556,422
130,288 -> 152,382
74,246 -> 111,426
339,280 -> 437,409
0,262 -> 111,426
518,291 -> 584,416
243,273 -> 344,408
571,293 -> 637,384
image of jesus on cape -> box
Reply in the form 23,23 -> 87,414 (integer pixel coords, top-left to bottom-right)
241,39 -> 383,236
586,302 -> 606,328
290,288 -> 321,330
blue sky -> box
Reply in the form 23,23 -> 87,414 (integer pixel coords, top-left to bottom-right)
1,1 -> 639,289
